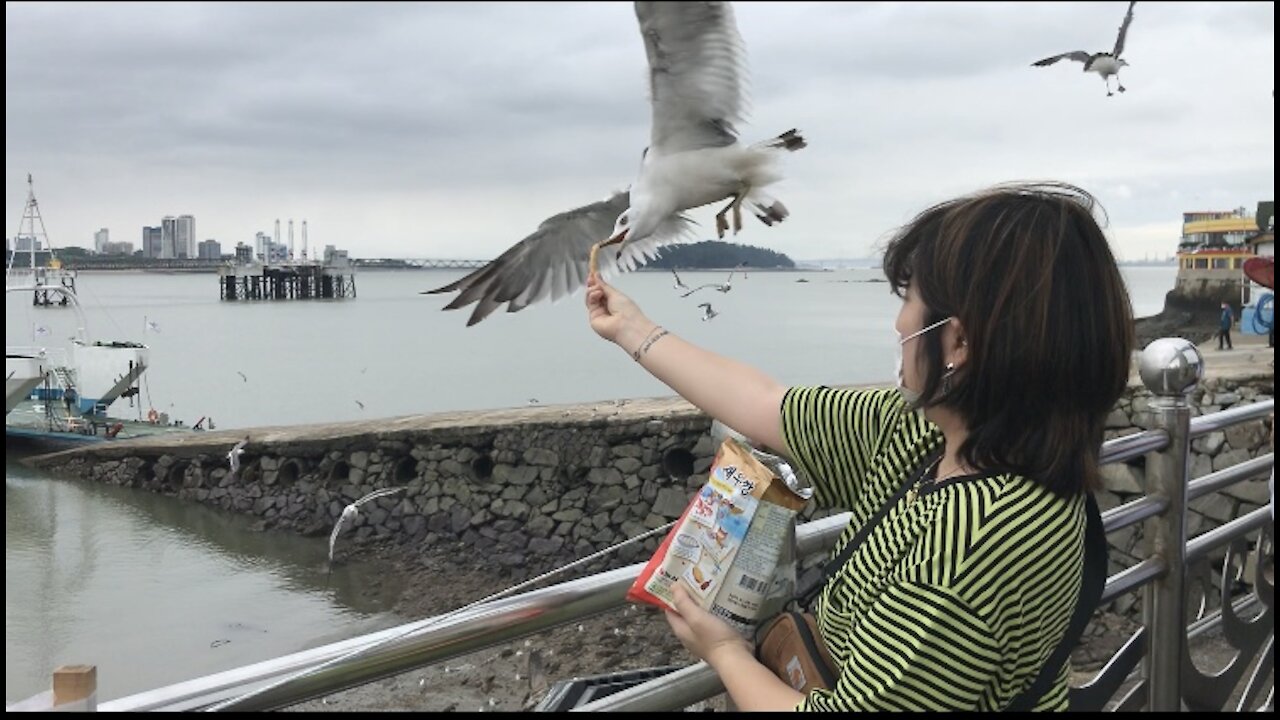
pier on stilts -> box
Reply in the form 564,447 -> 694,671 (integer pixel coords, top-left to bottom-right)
218,239 -> 356,301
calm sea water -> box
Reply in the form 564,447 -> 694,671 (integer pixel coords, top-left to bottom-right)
5,265 -> 1176,704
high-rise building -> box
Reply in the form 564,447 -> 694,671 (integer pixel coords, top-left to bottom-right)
141,226 -> 164,258
197,239 -> 221,259
255,231 -> 272,259
94,228 -> 109,254
160,216 -> 177,259
177,215 -> 196,259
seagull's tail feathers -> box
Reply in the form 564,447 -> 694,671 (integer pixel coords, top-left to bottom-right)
754,129 -> 807,153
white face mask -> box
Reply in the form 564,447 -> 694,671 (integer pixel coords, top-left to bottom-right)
895,316 -> 953,405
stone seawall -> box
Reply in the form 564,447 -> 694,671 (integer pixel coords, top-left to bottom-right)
25,373 -> 1274,625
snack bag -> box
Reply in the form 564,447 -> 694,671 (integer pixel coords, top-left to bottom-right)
628,438 -> 808,635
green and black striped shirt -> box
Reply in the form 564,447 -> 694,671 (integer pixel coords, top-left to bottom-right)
781,386 -> 1085,711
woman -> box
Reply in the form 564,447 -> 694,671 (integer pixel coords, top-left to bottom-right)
584,182 -> 1134,711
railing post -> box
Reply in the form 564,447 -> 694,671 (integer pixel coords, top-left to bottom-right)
1137,338 -> 1203,711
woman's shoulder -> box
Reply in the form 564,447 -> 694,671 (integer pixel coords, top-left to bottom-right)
935,474 -> 1084,569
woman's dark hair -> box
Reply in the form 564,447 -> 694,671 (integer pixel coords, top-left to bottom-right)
882,181 -> 1134,496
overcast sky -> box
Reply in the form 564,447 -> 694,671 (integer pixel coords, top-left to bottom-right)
5,1 -> 1274,262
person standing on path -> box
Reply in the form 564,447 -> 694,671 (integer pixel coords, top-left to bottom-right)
1217,301 -> 1234,350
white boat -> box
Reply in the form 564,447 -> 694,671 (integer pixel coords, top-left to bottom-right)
5,285 -> 149,417
5,350 -> 49,414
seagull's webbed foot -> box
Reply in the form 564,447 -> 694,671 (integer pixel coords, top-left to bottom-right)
732,199 -> 744,236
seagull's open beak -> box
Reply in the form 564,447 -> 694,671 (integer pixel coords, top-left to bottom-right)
607,228 -> 629,244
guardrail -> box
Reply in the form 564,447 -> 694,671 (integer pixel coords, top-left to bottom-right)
90,338 -> 1274,712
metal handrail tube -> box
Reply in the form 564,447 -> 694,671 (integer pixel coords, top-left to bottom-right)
102,563 -> 640,712
100,513 -> 856,712
572,661 -> 722,712
1100,429 -> 1169,465
1100,557 -> 1165,605
1185,506 -> 1273,565
1186,454 -> 1273,502
1189,399 -> 1274,437
1102,496 -> 1168,534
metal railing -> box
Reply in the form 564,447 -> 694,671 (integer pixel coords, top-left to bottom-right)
94,338 -> 1273,712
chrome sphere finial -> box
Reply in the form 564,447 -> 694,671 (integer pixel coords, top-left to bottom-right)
1138,338 -> 1204,397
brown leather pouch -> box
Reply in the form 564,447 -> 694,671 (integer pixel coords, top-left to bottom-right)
755,610 -> 838,694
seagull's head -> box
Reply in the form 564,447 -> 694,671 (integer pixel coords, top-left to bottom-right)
608,209 -> 632,245
610,200 -> 659,247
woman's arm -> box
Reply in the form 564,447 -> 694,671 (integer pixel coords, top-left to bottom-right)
587,273 -> 789,454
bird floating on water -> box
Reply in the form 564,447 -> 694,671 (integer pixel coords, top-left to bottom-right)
423,1 -> 805,326
1033,1 -> 1136,97
326,487 -> 408,582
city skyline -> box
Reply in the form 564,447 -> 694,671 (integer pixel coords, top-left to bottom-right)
5,2 -> 1275,263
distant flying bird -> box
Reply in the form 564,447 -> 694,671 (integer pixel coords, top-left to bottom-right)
698,302 -> 719,321
327,487 -> 408,580
422,1 -> 806,326
528,398 -> 539,405
354,400 -> 365,410
1033,1 -> 1137,97
33,324 -> 50,337
671,268 -> 690,291
227,436 -> 249,476
236,371 -> 248,383
680,270 -> 737,298
146,319 -> 161,333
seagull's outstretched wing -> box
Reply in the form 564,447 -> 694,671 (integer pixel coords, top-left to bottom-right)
671,268 -> 688,289
680,283 -> 725,298
423,191 -> 694,326
232,438 -> 248,454
328,513 -> 348,563
636,1 -> 749,156
352,486 -> 407,509
1113,1 -> 1136,57
1032,51 -> 1092,67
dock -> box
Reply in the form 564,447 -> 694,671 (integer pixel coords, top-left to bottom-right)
218,245 -> 356,301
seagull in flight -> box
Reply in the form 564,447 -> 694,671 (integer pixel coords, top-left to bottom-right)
698,302 -> 719,322
354,400 -> 365,410
423,1 -> 805,326
679,269 -> 737,298
236,371 -> 248,383
327,487 -> 408,581
227,436 -> 249,477
671,267 -> 690,291
1033,1 -> 1137,97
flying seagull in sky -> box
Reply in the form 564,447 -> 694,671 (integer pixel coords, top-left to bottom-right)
327,487 -> 408,581
698,302 -> 719,322
671,268 -> 690,291
1033,1 -> 1137,97
680,268 -> 740,298
227,436 -> 249,477
236,371 -> 248,383
423,1 -> 805,326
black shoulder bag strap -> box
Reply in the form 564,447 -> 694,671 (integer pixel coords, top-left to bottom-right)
794,448 -> 942,610
1005,490 -> 1108,711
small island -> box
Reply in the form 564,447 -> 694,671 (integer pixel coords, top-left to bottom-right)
644,240 -> 795,270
